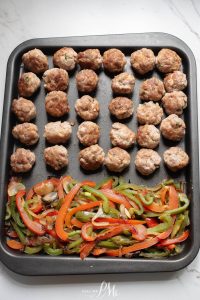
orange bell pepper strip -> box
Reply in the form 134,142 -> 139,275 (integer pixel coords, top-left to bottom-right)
168,186 -> 179,210
97,225 -> 131,241
81,223 -> 97,241
101,179 -> 113,189
7,239 -> 24,250
121,236 -> 159,255
100,189 -> 131,209
65,201 -> 101,228
144,202 -> 167,213
157,230 -> 189,247
16,191 -> 45,236
132,224 -> 147,241
160,187 -> 169,204
26,188 -> 34,201
92,247 -> 107,256
96,217 -> 146,226
80,241 -> 96,260
57,176 -> 72,200
55,181 -> 95,241
71,218 -> 84,228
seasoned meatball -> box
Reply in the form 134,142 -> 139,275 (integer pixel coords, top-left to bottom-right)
164,147 -> 189,171
160,114 -> 186,141
130,48 -> 155,75
77,49 -> 102,70
79,144 -> 105,171
11,98 -> 36,122
77,121 -> 100,146
139,77 -> 165,101
103,49 -> 126,73
76,69 -> 98,93
22,48 -> 48,74
104,147 -> 130,173
156,49 -> 181,73
45,91 -> 70,117
163,71 -> 187,92
44,121 -> 72,144
75,95 -> 99,121
44,145 -> 68,170
10,148 -> 35,173
43,68 -> 69,92
109,97 -> 134,120
135,149 -> 161,176
111,72 -> 135,94
18,72 -> 40,97
12,123 -> 39,146
137,125 -> 160,149
137,101 -> 163,125
53,47 -> 77,71
162,91 -> 187,116
110,122 -> 136,149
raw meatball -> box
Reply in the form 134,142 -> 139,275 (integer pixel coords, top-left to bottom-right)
53,47 -> 77,71
163,71 -> 187,92
12,123 -> 39,146
44,121 -> 72,144
130,48 -> 155,75
44,145 -> 68,170
109,97 -> 134,120
156,49 -> 181,73
10,148 -> 35,173
162,91 -> 187,115
139,77 -> 165,101
160,114 -> 186,141
79,144 -> 105,171
45,91 -> 70,117
137,101 -> 163,125
22,48 -> 48,74
77,49 -> 102,70
135,149 -> 161,176
163,147 -> 189,172
103,48 -> 126,73
76,69 -> 98,93
110,122 -> 136,149
104,147 -> 130,173
75,95 -> 99,121
111,72 -> 135,94
43,68 -> 69,92
137,125 -> 160,149
77,121 -> 100,146
11,98 -> 36,122
18,72 -> 40,97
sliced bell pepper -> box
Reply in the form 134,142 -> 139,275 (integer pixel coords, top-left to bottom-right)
16,191 -> 45,236
157,230 -> 189,247
55,181 -> 95,241
168,186 -> 179,210
80,241 -> 96,260
100,189 -> 131,209
83,186 -> 110,213
95,217 -> 146,226
146,217 -> 159,228
81,223 -> 97,241
120,236 -> 159,255
7,239 -> 24,250
101,179 -> 113,189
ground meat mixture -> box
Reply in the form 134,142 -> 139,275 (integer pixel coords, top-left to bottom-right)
12,123 -> 39,146
75,95 -> 100,121
110,122 -> 136,149
104,147 -> 130,173
163,147 -> 189,171
137,125 -> 160,149
134,148 -> 161,176
10,148 -> 35,173
103,48 -> 126,73
18,72 -> 40,97
137,101 -> 163,125
156,48 -> 182,73
130,48 -> 155,75
53,47 -> 77,71
77,121 -> 100,146
11,98 -> 36,122
162,91 -> 187,115
109,97 -> 134,120
77,49 -> 102,70
22,48 -> 48,74
45,91 -> 70,117
160,114 -> 186,141
163,71 -> 187,92
43,68 -> 69,92
44,145 -> 68,170
44,121 -> 72,144
79,144 -> 105,171
139,77 -> 165,101
76,69 -> 98,93
111,72 -> 135,94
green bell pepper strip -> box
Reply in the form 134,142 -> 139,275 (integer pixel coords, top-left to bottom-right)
68,238 -> 83,250
5,202 -> 11,220
10,220 -> 26,245
83,186 -> 110,214
68,230 -> 81,238
75,211 -> 95,222
162,179 -> 174,186
10,196 -> 25,228
118,190 -> 144,215
139,249 -> 170,258
108,207 -> 120,218
80,192 -> 97,202
24,246 -> 42,254
138,193 -> 154,206
171,214 -> 185,238
43,244 -> 63,256
167,194 -> 189,215
178,210 -> 190,235
147,214 -> 173,234
111,235 -> 134,246
97,240 -> 119,249
143,212 -> 161,218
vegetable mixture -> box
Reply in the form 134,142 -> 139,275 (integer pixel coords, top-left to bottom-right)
5,176 -> 190,259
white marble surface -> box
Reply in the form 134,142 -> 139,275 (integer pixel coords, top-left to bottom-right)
0,0 -> 200,299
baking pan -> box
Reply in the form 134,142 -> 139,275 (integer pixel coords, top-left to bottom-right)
0,33 -> 199,275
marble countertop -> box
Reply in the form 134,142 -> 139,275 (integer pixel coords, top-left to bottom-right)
0,0 -> 200,299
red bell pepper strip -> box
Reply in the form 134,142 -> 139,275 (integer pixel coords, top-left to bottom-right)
100,189 -> 131,209
55,181 -> 95,241
146,218 -> 159,228
144,202 -> 167,213
101,179 -> 113,189
168,186 -> 179,210
92,247 -> 107,256
57,176 -> 72,199
157,230 -> 189,247
81,223 -> 97,241
132,224 -> 147,241
80,241 -> 96,260
7,239 -> 24,250
121,236 -> 159,255
16,191 -> 45,236
160,187 -> 168,204
65,201 -> 101,228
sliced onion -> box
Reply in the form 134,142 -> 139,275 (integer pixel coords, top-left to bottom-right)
42,192 -> 58,203
120,204 -> 127,219
8,181 -> 25,197
91,205 -> 109,227
124,208 -> 131,219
